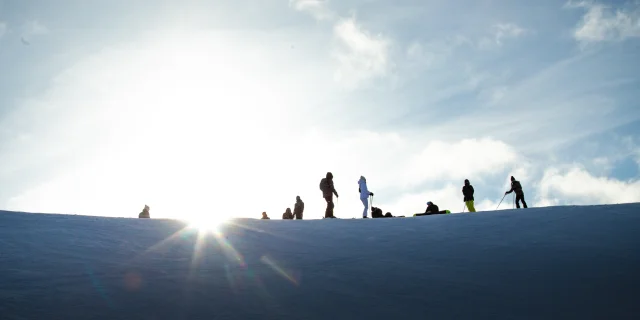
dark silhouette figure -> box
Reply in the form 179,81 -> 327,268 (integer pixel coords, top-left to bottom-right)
319,172 -> 339,218
505,176 -> 528,208
425,201 -> 439,214
462,179 -> 476,212
261,212 -> 270,219
371,207 -> 394,218
282,208 -> 294,220
138,205 -> 150,219
293,196 -> 304,219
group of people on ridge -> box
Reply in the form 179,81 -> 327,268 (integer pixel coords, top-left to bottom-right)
137,174 -> 528,220
259,173 -> 528,220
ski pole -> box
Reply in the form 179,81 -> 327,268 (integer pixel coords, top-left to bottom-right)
496,194 -> 506,209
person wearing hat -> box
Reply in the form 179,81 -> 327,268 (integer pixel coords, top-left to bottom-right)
424,201 -> 439,215
261,212 -> 270,219
505,176 -> 528,208
462,179 -> 476,212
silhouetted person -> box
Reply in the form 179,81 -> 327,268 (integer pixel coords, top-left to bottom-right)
462,179 -> 476,212
293,196 -> 304,219
282,208 -> 294,220
505,176 -> 528,208
261,212 -> 270,219
138,205 -> 150,218
371,206 -> 384,218
358,176 -> 374,218
319,172 -> 339,218
425,201 -> 439,214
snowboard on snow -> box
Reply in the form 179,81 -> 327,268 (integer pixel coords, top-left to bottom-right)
413,210 -> 451,217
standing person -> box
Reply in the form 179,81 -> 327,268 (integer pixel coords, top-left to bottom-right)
358,176 -> 374,219
319,172 -> 339,218
462,179 -> 476,212
505,176 -> 528,209
293,196 -> 304,220
261,212 -> 270,219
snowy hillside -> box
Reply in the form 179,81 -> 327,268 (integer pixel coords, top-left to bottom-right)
1,204 -> 640,319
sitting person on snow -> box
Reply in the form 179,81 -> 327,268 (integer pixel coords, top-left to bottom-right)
282,208 -> 294,220
371,207 -> 384,218
425,201 -> 439,214
138,205 -> 150,219
293,196 -> 304,220
371,207 -> 394,218
261,212 -> 270,219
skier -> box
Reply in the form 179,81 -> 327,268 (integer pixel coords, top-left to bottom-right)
462,179 -> 476,212
358,176 -> 374,218
319,172 -> 339,218
261,212 -> 270,220
138,205 -> 150,219
505,176 -> 528,208
282,208 -> 294,220
293,196 -> 304,220
425,201 -> 439,214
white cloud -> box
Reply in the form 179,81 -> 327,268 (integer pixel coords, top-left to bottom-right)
537,166 -> 640,205
571,2 -> 640,43
18,20 -> 49,44
477,23 -> 527,49
493,23 -> 526,45
332,17 -> 391,88
23,20 -> 49,36
0,22 -> 6,39
288,1 -> 394,88
289,0 -> 334,21
405,35 -> 470,70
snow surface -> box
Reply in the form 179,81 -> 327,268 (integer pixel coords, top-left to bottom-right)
1,204 -> 640,319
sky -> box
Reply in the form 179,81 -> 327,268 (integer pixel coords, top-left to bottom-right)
0,0 -> 639,221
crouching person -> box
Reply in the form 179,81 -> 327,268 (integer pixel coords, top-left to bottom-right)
282,208 -> 294,220
138,205 -> 150,219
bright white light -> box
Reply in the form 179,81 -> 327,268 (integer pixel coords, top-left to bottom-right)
187,215 -> 230,233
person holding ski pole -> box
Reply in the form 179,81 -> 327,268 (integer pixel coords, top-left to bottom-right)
462,179 -> 476,212
505,176 -> 528,209
320,172 -> 339,218
358,176 -> 374,219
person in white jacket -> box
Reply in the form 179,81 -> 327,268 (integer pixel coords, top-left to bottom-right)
358,176 -> 374,218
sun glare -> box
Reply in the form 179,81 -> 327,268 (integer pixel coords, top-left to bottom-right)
187,215 -> 230,233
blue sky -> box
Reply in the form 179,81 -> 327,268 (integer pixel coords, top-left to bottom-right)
0,0 -> 639,220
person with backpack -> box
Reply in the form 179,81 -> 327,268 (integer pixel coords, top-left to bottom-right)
462,179 -> 476,212
358,176 -> 374,218
293,196 -> 304,219
320,172 -> 339,218
505,176 -> 528,208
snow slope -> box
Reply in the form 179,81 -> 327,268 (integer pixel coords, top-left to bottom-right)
1,204 -> 640,319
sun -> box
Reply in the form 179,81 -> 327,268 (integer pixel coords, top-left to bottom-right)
187,215 -> 231,233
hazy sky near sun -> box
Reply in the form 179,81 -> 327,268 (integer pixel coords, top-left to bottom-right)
0,0 -> 639,220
